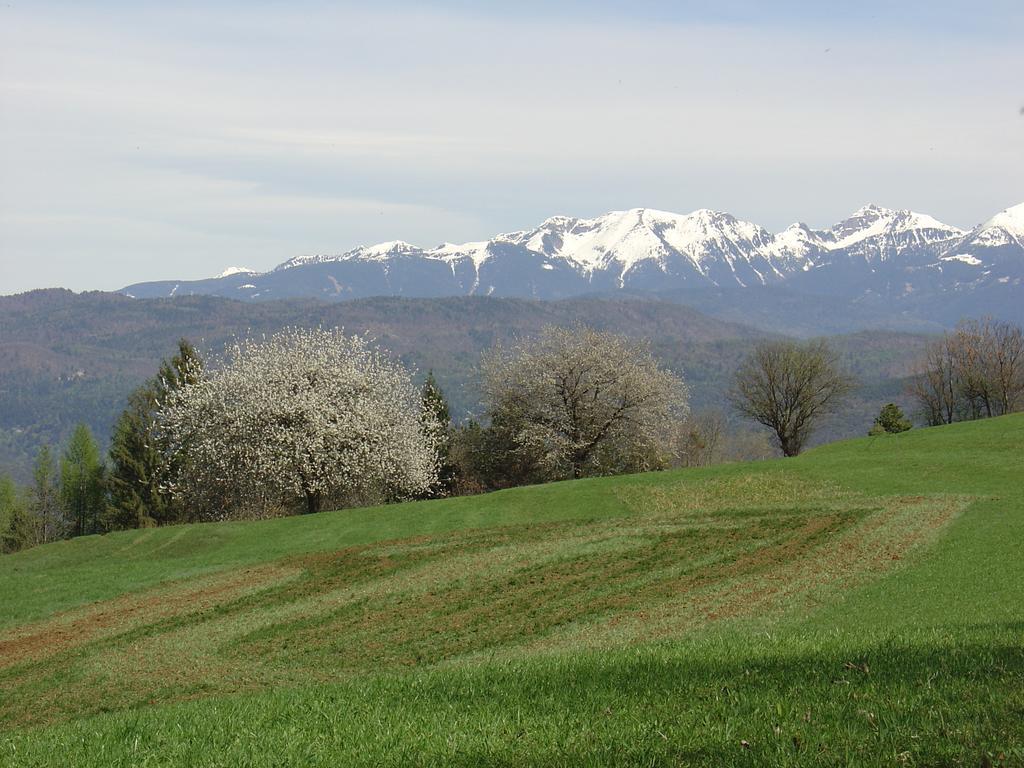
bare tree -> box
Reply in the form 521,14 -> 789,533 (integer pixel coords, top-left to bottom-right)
729,340 -> 855,457
908,334 -> 959,426
481,325 -> 688,480
952,320 -> 996,419
908,318 -> 1024,424
723,428 -> 778,463
675,410 -> 726,468
972,318 -> 1024,416
159,328 -> 438,518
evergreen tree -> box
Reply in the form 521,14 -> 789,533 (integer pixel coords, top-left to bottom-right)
420,371 -> 457,497
29,446 -> 67,544
106,339 -> 203,529
0,474 -> 27,553
0,474 -> 14,536
872,403 -> 912,435
105,388 -> 165,530
60,424 -> 106,537
158,338 -> 205,394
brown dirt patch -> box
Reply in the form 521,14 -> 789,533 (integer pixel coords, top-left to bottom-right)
0,485 -> 969,729
0,563 -> 298,670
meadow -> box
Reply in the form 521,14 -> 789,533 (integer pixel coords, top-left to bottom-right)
1,415 -> 1022,766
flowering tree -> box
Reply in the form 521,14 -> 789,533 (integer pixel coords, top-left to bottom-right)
159,328 -> 438,517
481,325 -> 688,479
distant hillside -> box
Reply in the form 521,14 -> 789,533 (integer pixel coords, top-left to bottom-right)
0,290 -> 930,479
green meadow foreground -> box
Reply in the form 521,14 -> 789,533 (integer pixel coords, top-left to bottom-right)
1,417 -> 1022,766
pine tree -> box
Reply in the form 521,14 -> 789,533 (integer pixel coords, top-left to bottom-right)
158,338 -> 205,394
106,339 -> 203,529
60,424 -> 106,537
106,388 -> 164,530
872,403 -> 912,435
420,371 -> 456,497
0,474 -> 29,554
29,446 -> 66,544
2,494 -> 44,554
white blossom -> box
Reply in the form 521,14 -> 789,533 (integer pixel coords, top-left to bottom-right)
481,325 -> 688,479
158,327 -> 438,518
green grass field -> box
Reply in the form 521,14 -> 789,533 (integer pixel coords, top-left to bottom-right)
1,415 -> 1023,766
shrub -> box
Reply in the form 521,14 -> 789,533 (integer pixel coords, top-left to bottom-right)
872,403 -> 912,435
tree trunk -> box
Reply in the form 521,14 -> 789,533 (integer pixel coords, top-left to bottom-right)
303,488 -> 322,515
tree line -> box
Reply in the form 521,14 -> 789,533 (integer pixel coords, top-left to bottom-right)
1,341 -> 201,552
908,318 -> 1024,425
3,317 -> 1021,554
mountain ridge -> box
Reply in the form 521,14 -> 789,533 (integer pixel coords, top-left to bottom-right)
121,202 -> 1024,325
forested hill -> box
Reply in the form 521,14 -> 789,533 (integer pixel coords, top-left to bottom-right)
0,289 -> 930,479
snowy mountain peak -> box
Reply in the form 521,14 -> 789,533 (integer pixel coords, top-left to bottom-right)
980,202 -> 1024,240
266,203 -> 966,287
527,208 -> 672,271
210,201 -> 1000,285
217,266 -> 255,278
950,202 -> 1024,253
496,206 -> 774,277
891,210 -> 961,232
850,203 -> 891,217
685,207 -> 734,222
823,205 -> 963,257
784,221 -> 816,234
766,223 -> 823,269
430,240 -> 492,269
835,205 -> 961,233
829,205 -> 895,244
535,214 -> 578,230
277,241 -> 421,270
121,201 -> 1024,317
991,201 -> 1024,224
356,240 -> 420,259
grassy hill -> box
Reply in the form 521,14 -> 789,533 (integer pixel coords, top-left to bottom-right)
1,415 -> 1022,766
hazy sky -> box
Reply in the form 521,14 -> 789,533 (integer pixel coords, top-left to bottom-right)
1,1 -> 1022,293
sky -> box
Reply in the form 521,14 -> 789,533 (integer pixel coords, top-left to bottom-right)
1,1 -> 1022,294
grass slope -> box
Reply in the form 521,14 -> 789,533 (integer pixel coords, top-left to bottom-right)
1,415 -> 1023,766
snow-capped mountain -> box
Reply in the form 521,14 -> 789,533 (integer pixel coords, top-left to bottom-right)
120,202 -> 1024,325
822,205 -> 964,259
941,202 -> 1024,277
910,203 -> 1024,321
497,208 -> 786,289
217,266 -> 256,278
782,205 -> 968,297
